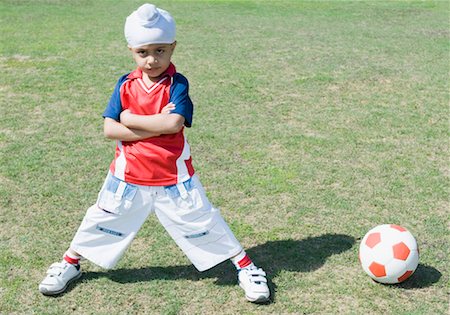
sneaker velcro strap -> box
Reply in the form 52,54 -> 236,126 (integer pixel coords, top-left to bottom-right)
249,268 -> 266,277
250,276 -> 267,283
46,262 -> 67,275
248,268 -> 267,283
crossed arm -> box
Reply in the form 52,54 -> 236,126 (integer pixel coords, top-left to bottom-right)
104,103 -> 185,141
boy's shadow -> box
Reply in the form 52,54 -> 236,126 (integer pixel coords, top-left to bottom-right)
78,234 -> 355,302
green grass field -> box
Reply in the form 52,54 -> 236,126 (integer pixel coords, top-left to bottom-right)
1,0 -> 449,314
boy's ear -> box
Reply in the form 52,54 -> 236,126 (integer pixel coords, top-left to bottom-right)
128,45 -> 133,51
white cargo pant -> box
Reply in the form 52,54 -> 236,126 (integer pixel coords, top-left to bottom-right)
70,172 -> 243,271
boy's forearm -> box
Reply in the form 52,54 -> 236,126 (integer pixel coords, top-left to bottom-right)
121,112 -> 184,134
104,118 -> 160,141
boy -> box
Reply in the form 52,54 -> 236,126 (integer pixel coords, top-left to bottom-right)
39,3 -> 270,303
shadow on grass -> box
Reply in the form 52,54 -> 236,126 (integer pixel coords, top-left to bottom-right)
396,264 -> 442,289
74,234 -> 355,302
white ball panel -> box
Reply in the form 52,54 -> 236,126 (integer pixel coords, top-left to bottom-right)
405,250 -> 419,270
398,231 -> 418,251
379,227 -> 401,247
371,243 -> 393,265
359,243 -> 374,265
386,259 -> 407,278
378,274 -> 400,284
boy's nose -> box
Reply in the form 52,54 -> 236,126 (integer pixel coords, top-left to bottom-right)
147,56 -> 157,64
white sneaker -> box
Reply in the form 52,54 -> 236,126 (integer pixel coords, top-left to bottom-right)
39,261 -> 81,295
238,267 -> 270,303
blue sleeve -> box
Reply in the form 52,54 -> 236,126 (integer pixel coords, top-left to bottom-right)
169,73 -> 194,127
102,74 -> 129,121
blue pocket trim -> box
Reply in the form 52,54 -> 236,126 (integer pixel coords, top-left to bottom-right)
164,178 -> 194,198
184,230 -> 209,239
96,225 -> 124,237
106,174 -> 137,201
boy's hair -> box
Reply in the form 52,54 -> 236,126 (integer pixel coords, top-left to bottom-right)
125,3 -> 176,48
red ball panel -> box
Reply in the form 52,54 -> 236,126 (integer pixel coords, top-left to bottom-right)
366,232 -> 381,248
393,242 -> 410,260
369,262 -> 386,277
390,224 -> 407,232
398,270 -> 413,282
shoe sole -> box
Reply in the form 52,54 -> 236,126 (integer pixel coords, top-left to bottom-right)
239,282 -> 270,303
246,295 -> 270,303
40,272 -> 82,296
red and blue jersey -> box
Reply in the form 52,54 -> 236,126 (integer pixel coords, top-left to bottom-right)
103,63 -> 195,186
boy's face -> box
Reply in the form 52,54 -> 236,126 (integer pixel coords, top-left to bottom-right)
129,42 -> 176,80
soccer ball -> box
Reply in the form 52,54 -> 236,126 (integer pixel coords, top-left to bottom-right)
359,224 -> 419,284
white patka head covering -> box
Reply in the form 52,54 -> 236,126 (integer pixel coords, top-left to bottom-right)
124,4 -> 176,48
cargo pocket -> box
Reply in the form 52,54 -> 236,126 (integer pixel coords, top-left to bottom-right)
164,179 -> 207,216
97,174 -> 138,215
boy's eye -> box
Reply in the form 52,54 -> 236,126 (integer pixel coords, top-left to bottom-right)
137,51 -> 147,56
156,49 -> 165,54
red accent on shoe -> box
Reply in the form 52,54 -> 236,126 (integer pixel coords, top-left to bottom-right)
238,255 -> 253,268
64,255 -> 80,265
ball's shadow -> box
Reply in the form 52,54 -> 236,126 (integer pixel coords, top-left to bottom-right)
396,264 -> 442,289
78,234 -> 356,302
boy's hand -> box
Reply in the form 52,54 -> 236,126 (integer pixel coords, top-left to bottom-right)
161,102 -> 175,114
120,109 -> 132,125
